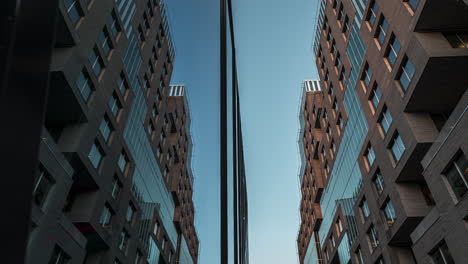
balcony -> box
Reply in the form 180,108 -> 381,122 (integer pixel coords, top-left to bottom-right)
415,0 -> 468,32
403,32 -> 468,114
312,203 -> 323,231
45,71 -> 88,142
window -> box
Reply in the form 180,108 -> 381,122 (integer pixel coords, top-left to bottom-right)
355,247 -> 364,264
162,237 -> 166,250
330,235 -> 336,248
370,84 -> 382,110
397,57 -> 416,91
99,204 -> 113,227
152,47 -> 158,62
367,225 -> 379,249
360,198 -> 371,220
444,152 -> 468,200
383,199 -> 397,225
335,52 -> 342,69
49,245 -> 70,264
160,76 -> 165,89
99,28 -> 112,57
88,46 -> 104,77
366,145 -> 376,167
63,0 -> 82,25
144,75 -> 151,90
126,202 -> 136,224
367,1 -> 379,26
157,144 -> 162,158
444,33 -> 468,49
339,68 -> 347,86
111,176 -> 121,199
88,141 -> 104,168
376,16 -> 389,45
138,26 -> 145,42
153,221 -> 160,236
379,107 -> 393,134
336,217 -> 343,234
99,115 -> 113,142
135,250 -> 143,264
33,165 -> 54,208
337,5 -> 344,22
119,229 -> 130,254
148,120 -> 154,137
156,89 -> 162,105
76,69 -> 93,102
373,170 -> 385,194
331,40 -> 337,57
390,133 -> 405,162
430,241 -> 455,264
404,0 -> 420,11
118,151 -> 128,172
147,61 -> 155,76
152,104 -> 158,118
343,16 -> 350,35
385,34 -> 401,67
362,63 -> 373,87
337,114 -> 344,130
331,141 -> 336,155
108,11 -> 121,37
117,72 -> 128,96
142,14 -> 150,32
108,93 -> 122,117
164,166 -> 169,178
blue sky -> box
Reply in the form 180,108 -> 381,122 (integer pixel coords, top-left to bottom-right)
166,0 -> 319,263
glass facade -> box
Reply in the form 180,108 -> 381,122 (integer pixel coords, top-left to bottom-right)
305,0 -> 369,263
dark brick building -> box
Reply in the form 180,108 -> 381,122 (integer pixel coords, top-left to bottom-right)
298,0 -> 468,263
26,1 -> 198,263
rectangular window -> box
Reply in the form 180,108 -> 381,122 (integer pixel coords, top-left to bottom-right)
337,5 -> 344,22
367,1 -> 379,26
404,0 -> 420,11
108,93 -> 122,117
362,63 -> 373,87
444,33 -> 468,49
397,57 -> 416,91
144,75 -> 151,90
148,122 -> 155,136
355,247 -> 364,264
360,198 -> 371,220
331,40 -> 337,57
376,16 -> 389,45
336,217 -> 343,234
367,225 -> 379,249
33,165 -> 54,208
366,145 -> 376,167
152,104 -> 158,118
340,68 -> 347,86
373,170 -> 385,194
117,72 -> 128,96
99,28 -> 112,57
76,69 -> 93,102
390,133 -> 405,162
138,26 -> 145,42
153,221 -> 159,236
119,229 -> 130,254
337,115 -> 344,130
370,84 -> 382,110
88,46 -> 104,77
379,107 -> 393,134
343,16 -> 350,35
49,245 -> 70,264
99,115 -> 113,142
335,52 -> 342,69
88,141 -> 104,169
118,151 -> 128,172
430,241 -> 455,264
383,199 -> 397,225
63,0 -> 82,25
385,34 -> 401,67
99,204 -> 113,227
126,202 -> 136,224
108,11 -> 121,37
444,152 -> 468,200
111,176 -> 121,199
375,256 -> 385,264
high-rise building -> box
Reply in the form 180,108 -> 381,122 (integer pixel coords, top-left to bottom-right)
298,0 -> 468,263
26,1 -> 199,263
